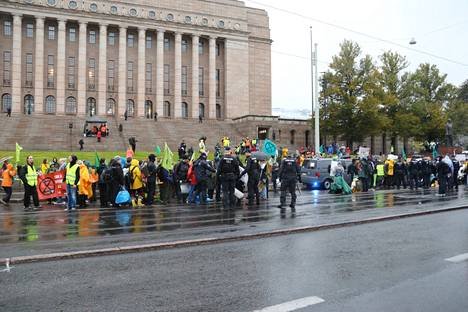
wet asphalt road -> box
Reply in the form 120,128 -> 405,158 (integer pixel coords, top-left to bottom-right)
1,188 -> 467,258
1,209 -> 467,312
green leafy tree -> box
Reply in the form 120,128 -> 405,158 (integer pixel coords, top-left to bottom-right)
319,40 -> 386,148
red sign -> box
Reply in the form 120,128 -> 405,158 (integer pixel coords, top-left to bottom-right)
37,170 -> 67,201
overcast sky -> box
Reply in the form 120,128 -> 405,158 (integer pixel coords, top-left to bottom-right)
244,0 -> 468,111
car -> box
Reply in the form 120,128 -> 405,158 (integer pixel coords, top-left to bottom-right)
301,158 -> 353,190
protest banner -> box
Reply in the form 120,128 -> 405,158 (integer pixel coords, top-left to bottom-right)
37,170 -> 67,201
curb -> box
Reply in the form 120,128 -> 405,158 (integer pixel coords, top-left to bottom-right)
1,204 -> 467,265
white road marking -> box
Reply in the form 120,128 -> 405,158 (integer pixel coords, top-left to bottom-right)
445,253 -> 468,263
253,296 -> 325,312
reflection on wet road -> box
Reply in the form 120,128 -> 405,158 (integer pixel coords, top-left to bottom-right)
0,188 -> 466,246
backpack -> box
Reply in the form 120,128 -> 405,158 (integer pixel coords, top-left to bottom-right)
125,167 -> 136,188
100,168 -> 112,184
176,162 -> 189,181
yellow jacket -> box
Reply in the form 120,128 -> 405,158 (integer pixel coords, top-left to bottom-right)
78,164 -> 93,199
130,159 -> 143,190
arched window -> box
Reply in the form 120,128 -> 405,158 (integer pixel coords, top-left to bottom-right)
1,94 -> 11,113
86,97 -> 96,116
216,104 -> 221,119
45,95 -> 56,114
65,96 -> 77,114
305,130 -> 310,147
290,130 -> 296,145
199,103 -> 205,118
181,102 -> 188,118
145,100 -> 153,119
24,95 -> 34,115
106,98 -> 115,116
126,99 -> 135,117
163,101 -> 171,117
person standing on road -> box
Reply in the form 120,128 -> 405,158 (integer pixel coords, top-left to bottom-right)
64,155 -> 79,211
358,158 -> 371,192
19,155 -> 41,211
394,157 -> 407,190
408,158 -> 420,190
97,158 -> 109,208
240,151 -> 261,206
1,161 -> 16,205
145,154 -> 157,206
277,154 -> 301,213
173,156 -> 190,203
436,156 -> 450,196
193,153 -> 215,205
216,147 -> 240,209
384,157 -> 395,189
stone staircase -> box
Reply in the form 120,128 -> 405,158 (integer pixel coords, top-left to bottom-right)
0,113 -> 245,152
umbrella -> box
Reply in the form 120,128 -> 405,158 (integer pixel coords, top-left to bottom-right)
252,151 -> 268,161
0,156 -> 13,163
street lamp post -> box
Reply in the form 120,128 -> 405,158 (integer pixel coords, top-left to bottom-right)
310,27 -> 320,154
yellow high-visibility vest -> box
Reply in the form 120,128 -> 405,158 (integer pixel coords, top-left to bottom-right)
26,165 -> 38,186
66,164 -> 79,185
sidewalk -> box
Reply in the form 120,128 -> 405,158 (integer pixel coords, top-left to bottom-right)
0,187 -> 466,260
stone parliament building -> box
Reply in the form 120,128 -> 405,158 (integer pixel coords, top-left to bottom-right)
0,0 -> 315,151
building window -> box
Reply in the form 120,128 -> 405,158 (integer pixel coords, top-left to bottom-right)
68,57 -> 75,89
45,95 -> 56,114
25,53 -> 33,87
88,58 -> 96,90
145,63 -> 152,93
199,103 -> 205,118
126,99 -> 135,116
216,69 -> 220,97
108,32 -> 115,45
199,67 -> 204,96
199,41 -> 204,55
164,37 -> 170,51
47,55 -> 54,88
127,61 -> 134,92
146,35 -> 152,49
164,64 -> 170,95
182,39 -> 188,53
181,66 -> 188,96
181,102 -> 188,118
145,100 -> 153,119
216,43 -> 220,56
163,101 -> 171,117
106,98 -> 115,116
89,30 -> 96,44
87,97 -> 96,116
65,96 -> 77,114
26,23 -> 34,38
69,27 -> 76,42
3,21 -> 12,37
216,104 -> 221,119
3,51 -> 11,86
290,130 -> 296,145
127,34 -> 134,47
24,95 -> 34,114
48,26 -> 55,40
107,60 -> 115,91
1,93 -> 12,113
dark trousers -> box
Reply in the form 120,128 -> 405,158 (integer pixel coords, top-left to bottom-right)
439,175 -> 448,195
159,182 -> 171,204
395,174 -> 406,189
423,174 -> 431,189
146,180 -> 156,205
272,173 -> 278,192
24,184 -> 39,208
280,179 -> 297,207
385,175 -> 394,188
247,178 -> 260,204
409,174 -> 419,190
98,183 -> 108,207
359,177 -> 369,192
221,179 -> 236,208
2,186 -> 12,203
194,180 -> 208,203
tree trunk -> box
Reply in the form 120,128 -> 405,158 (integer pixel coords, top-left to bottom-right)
370,135 -> 375,155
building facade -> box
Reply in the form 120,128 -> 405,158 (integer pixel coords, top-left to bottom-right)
0,0 -> 272,119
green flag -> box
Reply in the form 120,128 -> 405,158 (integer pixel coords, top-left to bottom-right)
155,145 -> 162,156
161,143 -> 174,171
94,151 -> 100,168
15,142 -> 23,163
401,147 -> 407,161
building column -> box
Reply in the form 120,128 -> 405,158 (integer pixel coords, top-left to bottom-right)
174,32 -> 182,118
77,22 -> 87,115
98,23 -> 108,116
156,29 -> 164,117
56,19 -> 66,114
118,26 -> 127,117
11,14 -> 22,114
208,36 -> 217,119
137,27 -> 146,117
191,34 -> 199,118
34,16 -> 45,113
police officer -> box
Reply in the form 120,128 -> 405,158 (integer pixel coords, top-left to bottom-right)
240,151 -> 261,206
408,158 -> 420,190
277,154 -> 301,212
421,158 -> 432,189
193,153 -> 215,204
394,157 -> 407,190
216,148 -> 240,208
